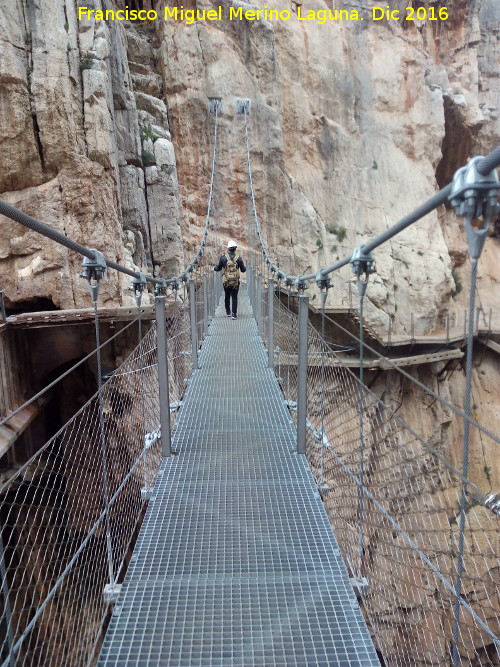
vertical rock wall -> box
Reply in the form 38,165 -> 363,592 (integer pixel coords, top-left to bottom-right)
0,0 -> 498,325
0,0 -> 185,309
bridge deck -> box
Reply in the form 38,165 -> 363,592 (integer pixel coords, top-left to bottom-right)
98,290 -> 379,666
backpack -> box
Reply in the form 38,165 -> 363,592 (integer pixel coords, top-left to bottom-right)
223,253 -> 240,288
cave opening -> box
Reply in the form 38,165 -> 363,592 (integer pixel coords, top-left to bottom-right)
435,95 -> 477,193
4,296 -> 59,317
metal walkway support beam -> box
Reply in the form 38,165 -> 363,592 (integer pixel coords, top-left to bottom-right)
155,295 -> 172,457
297,294 -> 309,454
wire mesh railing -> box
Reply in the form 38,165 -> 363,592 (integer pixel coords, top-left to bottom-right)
0,276 -> 221,665
267,287 -> 500,666
0,322 -> 162,665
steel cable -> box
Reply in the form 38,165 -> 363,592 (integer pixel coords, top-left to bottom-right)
92,299 -> 115,587
452,256 -> 480,665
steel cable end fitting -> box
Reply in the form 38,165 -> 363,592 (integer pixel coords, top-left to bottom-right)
316,271 -> 332,307
350,246 -> 376,297
81,250 -> 107,303
450,156 -> 500,260
131,272 -> 147,308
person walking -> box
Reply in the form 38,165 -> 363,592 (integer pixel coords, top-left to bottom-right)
214,240 -> 246,319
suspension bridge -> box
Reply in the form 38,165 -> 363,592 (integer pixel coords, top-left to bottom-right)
0,101 -> 499,666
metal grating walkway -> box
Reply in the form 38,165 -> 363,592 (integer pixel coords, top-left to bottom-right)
98,288 -> 380,666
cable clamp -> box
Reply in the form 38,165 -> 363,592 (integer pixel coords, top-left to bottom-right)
154,279 -> 167,297
316,271 -> 332,307
295,278 -> 307,292
131,272 -> 147,307
350,246 -> 376,297
81,250 -> 107,302
484,493 -> 500,516
450,156 -> 500,260
208,97 -> 222,114
145,426 -> 161,450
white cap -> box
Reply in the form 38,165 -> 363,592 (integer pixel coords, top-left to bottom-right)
227,240 -> 237,249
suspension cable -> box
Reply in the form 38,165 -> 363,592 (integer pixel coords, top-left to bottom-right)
452,255 -> 480,663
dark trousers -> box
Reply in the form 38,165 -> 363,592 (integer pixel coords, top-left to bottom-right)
224,284 -> 239,315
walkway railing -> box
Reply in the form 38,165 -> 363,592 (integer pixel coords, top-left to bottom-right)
0,276 -> 225,665
252,279 -> 500,664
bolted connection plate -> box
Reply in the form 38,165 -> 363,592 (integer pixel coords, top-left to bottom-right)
208,97 -> 222,114
103,583 -> 122,605
236,98 -> 251,115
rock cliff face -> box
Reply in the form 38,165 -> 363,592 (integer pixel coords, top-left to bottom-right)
1,0 -> 498,324
0,0 -> 499,661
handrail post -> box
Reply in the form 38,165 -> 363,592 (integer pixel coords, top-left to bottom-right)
207,271 -> 213,322
297,294 -> 309,454
155,295 -> 172,457
203,273 -> 208,338
189,277 -> 198,370
256,272 -> 262,336
248,266 -> 254,312
268,278 -> 274,369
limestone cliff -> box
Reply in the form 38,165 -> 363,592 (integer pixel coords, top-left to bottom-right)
1,0 -> 498,326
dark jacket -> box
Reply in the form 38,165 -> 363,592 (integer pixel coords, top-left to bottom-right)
214,252 -> 246,273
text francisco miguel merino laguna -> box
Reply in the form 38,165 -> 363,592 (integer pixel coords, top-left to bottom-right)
77,5 -> 450,25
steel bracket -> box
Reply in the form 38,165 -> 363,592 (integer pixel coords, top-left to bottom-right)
208,97 -> 222,114
131,272 -> 147,307
141,487 -> 154,501
236,98 -> 251,115
350,576 -> 369,599
318,482 -> 330,501
103,583 -> 122,605
450,157 -> 500,260
81,250 -> 107,302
